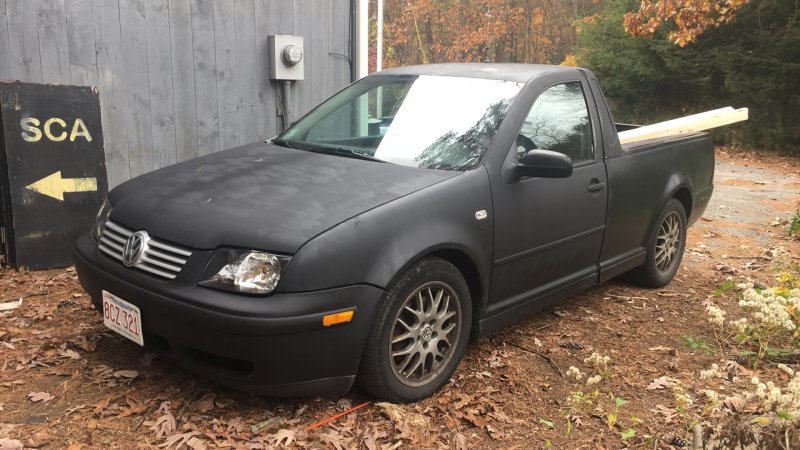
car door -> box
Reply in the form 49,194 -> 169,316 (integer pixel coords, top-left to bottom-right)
487,78 -> 608,315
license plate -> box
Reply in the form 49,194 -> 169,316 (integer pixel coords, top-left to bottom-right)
102,291 -> 144,346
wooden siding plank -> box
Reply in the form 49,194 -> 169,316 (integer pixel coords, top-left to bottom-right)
0,0 -> 12,81
234,0 -> 258,144
146,0 -> 177,169
36,0 -> 70,84
119,0 -> 155,177
65,0 -> 98,86
255,0 -> 279,139
169,0 -> 198,162
213,0 -> 239,149
7,0 -> 43,82
190,0 -> 218,156
274,0 -> 294,132
330,0 -> 350,88
310,0 -> 328,106
292,0 -> 311,117
93,0 -> 129,187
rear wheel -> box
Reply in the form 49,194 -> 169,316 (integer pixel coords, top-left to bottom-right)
357,257 -> 471,402
630,198 -> 687,288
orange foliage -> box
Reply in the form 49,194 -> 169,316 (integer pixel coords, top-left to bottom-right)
380,0 -> 596,68
623,0 -> 749,47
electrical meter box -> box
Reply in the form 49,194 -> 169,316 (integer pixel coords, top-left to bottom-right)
268,35 -> 304,81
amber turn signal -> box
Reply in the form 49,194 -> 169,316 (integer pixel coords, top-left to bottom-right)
322,310 -> 354,326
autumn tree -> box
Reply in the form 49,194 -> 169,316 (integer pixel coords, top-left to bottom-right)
579,0 -> 800,150
378,0 -> 597,68
622,0 -> 749,46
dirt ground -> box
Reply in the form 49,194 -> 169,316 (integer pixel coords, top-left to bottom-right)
1,148 -> 798,449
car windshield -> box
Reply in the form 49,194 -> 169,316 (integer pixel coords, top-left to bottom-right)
276,74 -> 522,170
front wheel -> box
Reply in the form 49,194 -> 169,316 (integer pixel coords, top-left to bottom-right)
630,198 -> 687,288
357,257 -> 472,402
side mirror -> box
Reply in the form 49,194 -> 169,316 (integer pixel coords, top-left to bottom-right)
517,150 -> 573,179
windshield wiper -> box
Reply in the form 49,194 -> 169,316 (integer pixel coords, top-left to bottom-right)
270,138 -> 298,149
305,145 -> 386,163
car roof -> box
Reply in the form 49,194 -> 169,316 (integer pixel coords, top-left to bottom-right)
375,63 -> 579,83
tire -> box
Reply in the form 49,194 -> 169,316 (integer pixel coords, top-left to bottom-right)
630,198 -> 688,288
357,257 -> 472,402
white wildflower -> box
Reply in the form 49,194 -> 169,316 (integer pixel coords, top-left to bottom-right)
675,391 -> 694,408
778,364 -> 795,377
700,364 -> 720,380
701,389 -> 721,407
566,366 -> 583,381
728,317 -> 749,334
583,352 -> 611,370
739,288 -> 796,331
706,304 -> 726,327
586,375 -> 602,386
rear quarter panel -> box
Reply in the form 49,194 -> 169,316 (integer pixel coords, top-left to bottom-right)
599,133 -> 714,279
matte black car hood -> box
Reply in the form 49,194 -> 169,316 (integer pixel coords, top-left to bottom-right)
110,143 -> 457,252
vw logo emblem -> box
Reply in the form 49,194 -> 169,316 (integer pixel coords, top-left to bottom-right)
122,231 -> 149,267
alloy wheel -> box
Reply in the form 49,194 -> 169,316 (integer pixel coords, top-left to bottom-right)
388,281 -> 461,387
655,211 -> 682,273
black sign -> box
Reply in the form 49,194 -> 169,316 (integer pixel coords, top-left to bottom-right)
0,82 -> 108,269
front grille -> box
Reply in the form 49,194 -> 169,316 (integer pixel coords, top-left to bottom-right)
98,220 -> 192,280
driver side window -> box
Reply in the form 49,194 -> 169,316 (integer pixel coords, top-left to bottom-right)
517,82 -> 593,163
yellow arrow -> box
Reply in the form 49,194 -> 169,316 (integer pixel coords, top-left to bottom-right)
25,171 -> 97,201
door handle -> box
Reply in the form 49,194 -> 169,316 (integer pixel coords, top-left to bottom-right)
587,179 -> 606,193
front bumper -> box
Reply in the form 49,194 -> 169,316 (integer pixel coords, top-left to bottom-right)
73,233 -> 384,396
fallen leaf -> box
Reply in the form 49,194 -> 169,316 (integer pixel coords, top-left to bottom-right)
377,402 -> 428,429
251,417 -> 284,434
360,427 -> 387,450
145,402 -> 177,438
452,393 -> 472,410
0,298 -> 22,311
75,339 -> 96,352
0,439 -> 23,450
60,349 -> 81,360
113,370 -> 139,379
147,413 -> 177,438
118,396 -> 147,418
647,376 -> 671,390
185,436 -> 206,450
454,432 -> 468,450
27,392 -> 55,403
158,431 -> 201,449
195,393 -> 215,413
652,404 -> 677,423
486,424 -> 503,439
94,396 -> 112,414
723,397 -> 744,412
319,431 -> 349,450
24,431 -> 53,449
270,429 -> 295,447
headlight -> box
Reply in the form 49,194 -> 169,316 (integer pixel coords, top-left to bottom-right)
199,249 -> 291,295
92,199 -> 112,241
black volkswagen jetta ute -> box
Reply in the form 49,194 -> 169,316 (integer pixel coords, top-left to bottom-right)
74,64 -> 714,402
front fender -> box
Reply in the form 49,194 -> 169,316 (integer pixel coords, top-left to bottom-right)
278,169 -> 494,302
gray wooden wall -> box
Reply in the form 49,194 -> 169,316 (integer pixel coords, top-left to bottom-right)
0,0 -> 352,187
